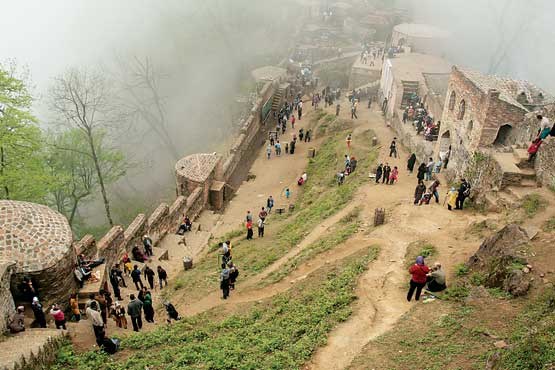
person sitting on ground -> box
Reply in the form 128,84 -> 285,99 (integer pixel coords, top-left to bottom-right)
97,333 -> 121,355
426,262 -> 447,292
350,156 -> 357,172
164,301 -> 181,323
176,216 -> 192,235
132,245 -> 147,262
74,263 -> 91,288
8,306 -> 25,333
78,254 -> 105,269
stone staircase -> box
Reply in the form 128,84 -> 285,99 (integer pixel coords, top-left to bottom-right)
486,145 -> 538,212
0,328 -> 66,370
493,145 -> 537,189
271,85 -> 286,112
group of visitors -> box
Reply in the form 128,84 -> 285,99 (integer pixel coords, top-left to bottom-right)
266,101 -> 312,160
402,100 -> 440,142
337,154 -> 358,185
218,240 -> 240,300
374,163 -> 399,185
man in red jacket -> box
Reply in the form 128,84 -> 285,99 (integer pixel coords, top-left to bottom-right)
407,256 -> 430,301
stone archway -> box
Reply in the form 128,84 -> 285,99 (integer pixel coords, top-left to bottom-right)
493,124 -> 513,146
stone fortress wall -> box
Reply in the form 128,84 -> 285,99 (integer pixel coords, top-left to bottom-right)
79,79 -> 280,278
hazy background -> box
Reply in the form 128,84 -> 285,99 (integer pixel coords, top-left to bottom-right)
3,0 -> 554,234
1,0 -> 300,233
403,0 -> 555,91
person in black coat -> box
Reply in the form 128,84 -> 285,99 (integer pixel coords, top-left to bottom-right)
382,164 -> 391,184
456,179 -> 471,210
407,153 -> 417,173
375,164 -> 383,183
414,180 -> 426,205
417,163 -> 427,181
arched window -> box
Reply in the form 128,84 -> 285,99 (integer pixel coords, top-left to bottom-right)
458,99 -> 466,120
448,91 -> 456,111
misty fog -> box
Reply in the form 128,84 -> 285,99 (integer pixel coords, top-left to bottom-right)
3,0 -> 555,235
1,0 -> 300,233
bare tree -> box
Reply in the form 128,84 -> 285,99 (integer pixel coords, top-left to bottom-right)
49,68 -> 123,226
113,56 -> 180,161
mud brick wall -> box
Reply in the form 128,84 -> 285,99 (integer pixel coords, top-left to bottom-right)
147,203 -> 170,246
123,214 -> 147,252
74,235 -> 97,260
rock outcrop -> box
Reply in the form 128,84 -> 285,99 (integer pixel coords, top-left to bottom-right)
467,224 -> 532,296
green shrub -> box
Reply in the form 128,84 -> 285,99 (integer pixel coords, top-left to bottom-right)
442,283 -> 470,302
543,217 -> 555,232
454,263 -> 469,277
521,193 -> 547,216
469,272 -> 486,286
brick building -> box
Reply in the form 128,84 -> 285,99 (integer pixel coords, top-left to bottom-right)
436,66 -> 554,173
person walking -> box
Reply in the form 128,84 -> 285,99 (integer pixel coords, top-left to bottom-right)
157,266 -> 168,289
382,163 -> 391,184
285,188 -> 291,199
336,103 -> 340,116
456,179 -> 471,210
220,267 -> 231,299
305,129 -> 311,142
109,265 -> 122,300
31,297 -> 47,328
111,302 -> 127,329
69,293 -> 81,322
144,265 -> 156,290
425,158 -> 434,181
375,163 -> 383,184
257,218 -> 265,237
446,187 -> 458,211
50,304 -> 67,330
407,153 -> 416,173
298,100 -> 303,120
259,207 -> 268,222
142,235 -> 153,257
142,289 -> 155,323
299,128 -> 304,142
429,179 -> 441,203
388,166 -> 399,184
127,294 -> 143,332
414,180 -> 426,205
417,162 -> 427,182
266,196 -> 274,213
291,115 -> 295,129
131,265 -> 144,290
351,104 -> 358,119
266,144 -> 272,159
246,219 -> 254,240
229,262 -> 239,290
246,210 -> 253,223
389,138 -> 398,158
346,134 -> 352,149
86,301 -> 104,339
407,256 -> 430,302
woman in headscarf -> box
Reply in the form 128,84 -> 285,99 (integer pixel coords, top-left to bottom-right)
407,153 -> 417,173
417,162 -> 427,182
407,256 -> 430,302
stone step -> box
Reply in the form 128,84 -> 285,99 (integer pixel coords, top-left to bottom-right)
512,148 -> 534,169
520,179 -> 538,187
519,168 -> 536,181
0,328 -> 65,370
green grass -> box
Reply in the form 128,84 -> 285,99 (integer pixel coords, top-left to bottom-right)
169,129 -> 378,301
404,240 -> 437,268
264,208 -> 363,284
521,193 -> 547,216
454,263 -> 470,277
53,247 -> 380,370
495,287 -> 555,369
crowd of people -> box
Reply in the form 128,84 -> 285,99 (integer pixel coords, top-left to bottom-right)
402,99 -> 440,142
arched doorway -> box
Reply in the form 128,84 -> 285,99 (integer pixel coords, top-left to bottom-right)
440,130 -> 451,152
493,124 -> 513,146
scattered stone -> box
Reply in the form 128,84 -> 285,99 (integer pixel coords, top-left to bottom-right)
522,267 -> 530,274
493,340 -> 508,349
540,273 -> 545,278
